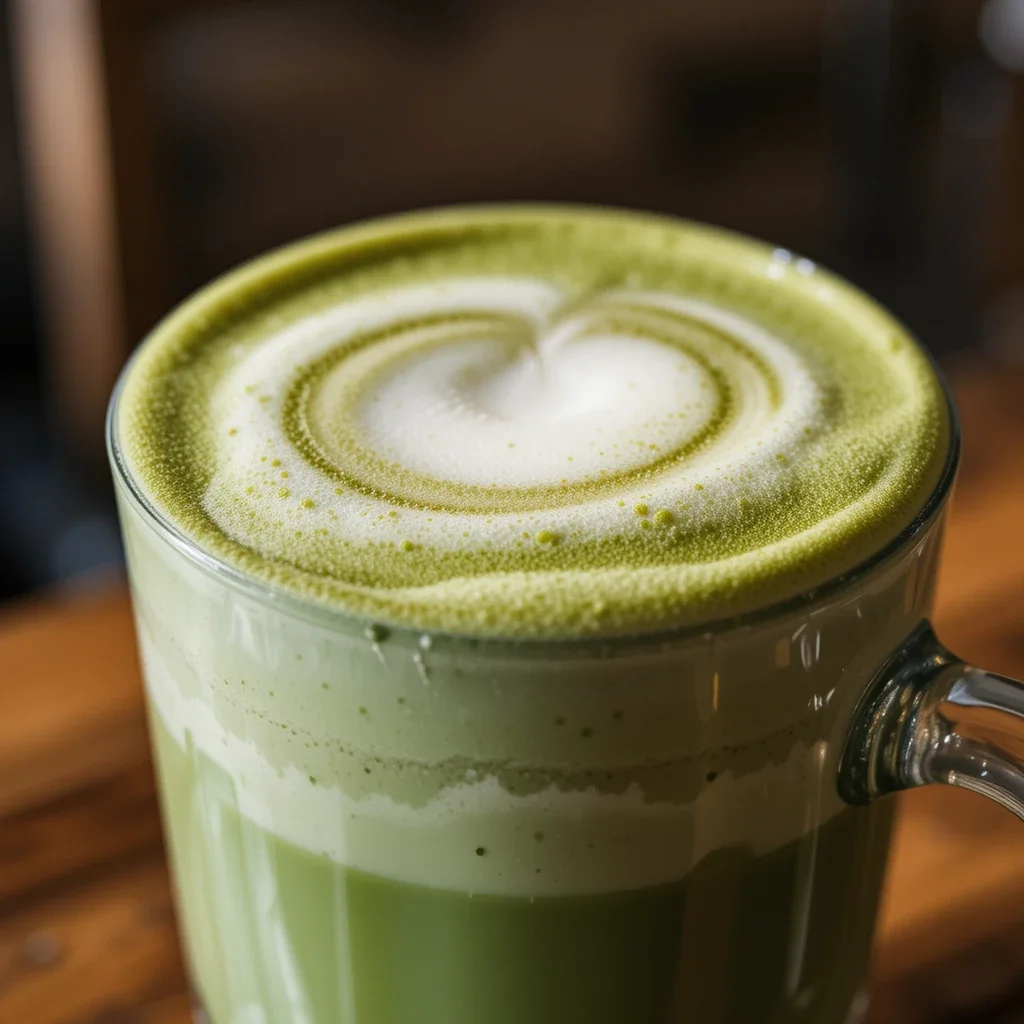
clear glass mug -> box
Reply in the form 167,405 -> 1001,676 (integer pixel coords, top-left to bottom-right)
110,369 -> 1024,1024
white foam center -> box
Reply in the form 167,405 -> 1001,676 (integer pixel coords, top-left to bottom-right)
203,277 -> 822,552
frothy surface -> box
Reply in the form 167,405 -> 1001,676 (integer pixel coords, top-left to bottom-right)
118,207 -> 949,636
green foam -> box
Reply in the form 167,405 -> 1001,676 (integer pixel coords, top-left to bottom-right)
116,206 -> 950,637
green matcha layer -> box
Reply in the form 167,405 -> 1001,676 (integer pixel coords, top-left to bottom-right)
116,206 -> 950,636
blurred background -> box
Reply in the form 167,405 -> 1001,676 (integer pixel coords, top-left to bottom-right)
0,0 -> 1022,601
3,6 -> 1024,1024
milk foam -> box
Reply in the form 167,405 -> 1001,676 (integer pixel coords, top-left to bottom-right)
118,207 -> 950,636
203,279 -> 820,557
138,618 -> 843,896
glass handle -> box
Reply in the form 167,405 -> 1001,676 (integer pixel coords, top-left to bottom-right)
841,620 -> 1024,820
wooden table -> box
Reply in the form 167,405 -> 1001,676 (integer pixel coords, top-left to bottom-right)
1,358 -> 1023,1024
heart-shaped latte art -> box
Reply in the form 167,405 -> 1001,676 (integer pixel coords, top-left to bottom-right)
253,279 -> 817,514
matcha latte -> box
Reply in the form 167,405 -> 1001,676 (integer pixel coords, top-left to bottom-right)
112,208 -> 952,1024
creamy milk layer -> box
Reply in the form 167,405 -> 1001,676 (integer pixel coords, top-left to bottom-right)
117,207 -> 950,637
135,601 -> 851,898
145,664 -> 835,896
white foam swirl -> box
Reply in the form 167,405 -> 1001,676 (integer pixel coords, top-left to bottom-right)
203,277 -> 822,554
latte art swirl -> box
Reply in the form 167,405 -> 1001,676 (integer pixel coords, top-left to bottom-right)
118,208 -> 950,635
209,279 -> 817,525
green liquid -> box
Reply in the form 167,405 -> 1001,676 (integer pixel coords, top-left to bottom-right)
153,716 -> 893,1024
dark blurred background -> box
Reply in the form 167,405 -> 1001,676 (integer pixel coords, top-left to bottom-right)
1,0 -> 1022,603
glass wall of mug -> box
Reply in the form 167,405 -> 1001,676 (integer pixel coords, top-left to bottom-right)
113,447 -> 951,1024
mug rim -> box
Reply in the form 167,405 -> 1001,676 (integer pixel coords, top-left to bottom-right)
106,206 -> 962,656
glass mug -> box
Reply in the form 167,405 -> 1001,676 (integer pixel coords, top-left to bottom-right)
110,344 -> 1024,1024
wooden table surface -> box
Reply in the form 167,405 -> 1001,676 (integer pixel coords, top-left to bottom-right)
1,358 -> 1023,1024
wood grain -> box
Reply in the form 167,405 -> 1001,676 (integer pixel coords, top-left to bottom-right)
0,587 -> 147,820
0,360 -> 1022,1023
0,857 -> 184,1024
